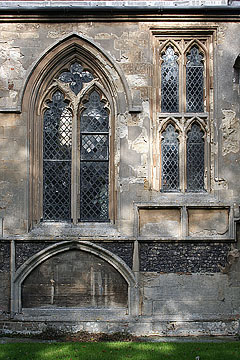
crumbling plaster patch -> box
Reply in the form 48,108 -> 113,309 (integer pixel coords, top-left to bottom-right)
0,42 -> 25,108
221,110 -> 240,156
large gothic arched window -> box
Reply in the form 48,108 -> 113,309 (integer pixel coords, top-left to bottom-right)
42,62 -> 111,222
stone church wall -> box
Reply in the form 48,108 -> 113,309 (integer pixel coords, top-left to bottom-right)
0,3 -> 239,336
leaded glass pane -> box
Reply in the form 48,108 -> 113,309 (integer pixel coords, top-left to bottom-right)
161,124 -> 179,191
161,46 -> 179,113
43,91 -> 72,221
80,92 -> 109,132
186,46 -> 204,112
80,91 -> 109,222
187,123 -> 205,191
59,62 -> 94,95
81,134 -> 109,161
43,161 -> 71,221
80,162 -> 109,221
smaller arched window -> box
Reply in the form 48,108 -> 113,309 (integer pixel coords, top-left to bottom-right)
186,46 -> 204,113
161,46 -> 179,113
187,123 -> 205,191
159,41 -> 206,113
161,123 -> 179,192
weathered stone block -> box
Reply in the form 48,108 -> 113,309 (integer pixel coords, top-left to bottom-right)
188,208 -> 229,237
139,208 -> 181,237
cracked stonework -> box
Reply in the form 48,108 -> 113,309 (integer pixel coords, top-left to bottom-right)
221,110 -> 240,156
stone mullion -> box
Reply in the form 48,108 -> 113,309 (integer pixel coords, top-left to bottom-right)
71,103 -> 78,224
179,121 -> 185,192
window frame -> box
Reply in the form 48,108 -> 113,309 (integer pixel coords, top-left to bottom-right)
151,28 -> 215,193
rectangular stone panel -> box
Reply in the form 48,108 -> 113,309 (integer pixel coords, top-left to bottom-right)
139,208 -> 181,238
188,208 -> 229,237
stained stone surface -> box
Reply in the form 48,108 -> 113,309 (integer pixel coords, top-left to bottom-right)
22,250 -> 128,309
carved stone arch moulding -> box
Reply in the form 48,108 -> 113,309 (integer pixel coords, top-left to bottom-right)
185,117 -> 208,135
12,241 -> 139,317
159,117 -> 182,132
21,33 -> 140,114
159,39 -> 181,57
184,39 -> 207,60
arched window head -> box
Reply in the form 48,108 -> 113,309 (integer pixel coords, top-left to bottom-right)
43,91 -> 72,221
187,123 -> 205,191
80,91 -> 109,222
161,123 -> 179,192
161,46 -> 179,113
186,46 -> 204,113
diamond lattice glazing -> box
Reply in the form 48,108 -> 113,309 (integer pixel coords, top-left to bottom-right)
80,91 -> 109,221
80,162 -> 109,221
161,46 -> 179,113
187,123 -> 205,191
43,91 -> 72,220
186,46 -> 204,112
161,123 -> 179,191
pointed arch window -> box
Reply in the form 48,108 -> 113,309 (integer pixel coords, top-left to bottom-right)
186,46 -> 204,113
187,123 -> 205,191
160,43 -> 206,113
161,46 -> 179,113
161,123 -> 179,192
42,62 -> 112,223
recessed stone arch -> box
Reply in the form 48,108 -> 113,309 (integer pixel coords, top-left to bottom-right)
12,241 -> 138,317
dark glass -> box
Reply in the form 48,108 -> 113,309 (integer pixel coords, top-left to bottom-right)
43,91 -> 72,220
161,46 -> 179,112
59,62 -> 94,95
161,124 -> 179,191
187,123 -> 205,191
186,46 -> 204,112
80,91 -> 109,221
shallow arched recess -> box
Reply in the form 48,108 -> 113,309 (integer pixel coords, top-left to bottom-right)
12,241 -> 139,319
